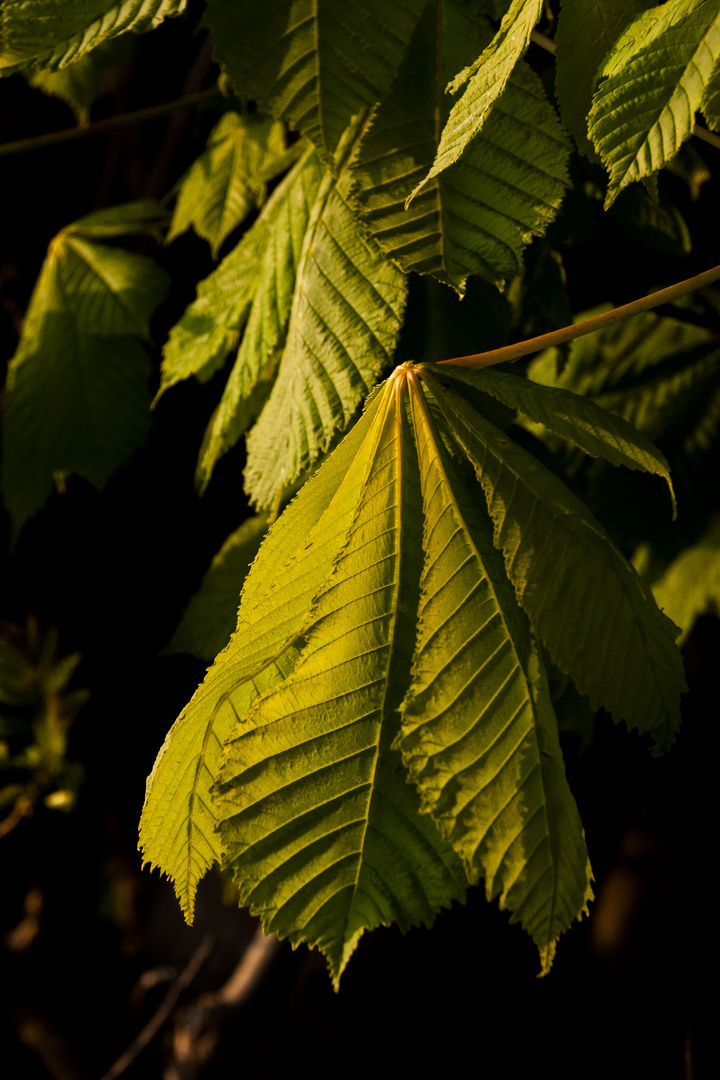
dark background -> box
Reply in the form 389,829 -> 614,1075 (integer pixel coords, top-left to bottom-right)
0,4 -> 715,1077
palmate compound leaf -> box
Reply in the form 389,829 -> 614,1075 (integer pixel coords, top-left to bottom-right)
399,371 -> 592,969
0,0 -> 187,74
409,0 -> 544,201
166,113 -> 290,258
430,363 -> 677,515
554,0 -> 647,157
204,0 -> 428,162
351,0 -> 570,292
215,373 -> 467,985
424,372 -> 686,753
140,385 -> 395,921
588,0 -> 720,206
243,113 -> 408,511
158,146 -> 323,402
1,202 -> 170,537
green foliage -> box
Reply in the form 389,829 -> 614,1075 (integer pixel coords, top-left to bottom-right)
0,619 -> 88,834
205,0 -> 428,162
23,35 -> 134,124
0,0 -> 187,73
166,113 -> 290,256
3,0 -> 717,988
652,518 -> 720,642
410,0 -> 544,198
1,203 -> 170,537
554,0 -> 647,158
352,0 -> 570,291
587,0 -> 720,206
166,512 -> 270,661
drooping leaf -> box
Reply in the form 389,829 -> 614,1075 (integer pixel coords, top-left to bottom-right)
425,372 -> 686,752
409,0 -> 544,200
399,374 -> 591,970
1,205 -> 170,536
351,0 -> 570,291
216,375 -> 466,985
194,147 -> 325,490
165,513 -> 271,662
430,363 -> 677,515
554,0 -> 647,157
166,113 -> 290,257
652,518 -> 720,643
140,386 -> 391,920
0,0 -> 187,73
158,147 -> 322,399
588,0 -> 720,206
24,33 -> 134,124
205,0 -> 427,161
244,115 -> 408,510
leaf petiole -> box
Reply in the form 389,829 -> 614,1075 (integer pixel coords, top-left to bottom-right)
440,263 -> 720,369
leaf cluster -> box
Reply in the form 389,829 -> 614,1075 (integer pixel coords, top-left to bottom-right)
2,0 -> 718,984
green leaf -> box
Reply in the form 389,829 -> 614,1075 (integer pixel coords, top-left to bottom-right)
351,0 -> 570,291
216,376 -> 466,984
194,147 -> 325,490
588,0 -> 720,206
1,211 -> 170,535
399,375 -> 591,968
204,0 -> 427,161
244,115 -> 408,510
554,0 -> 647,157
0,0 -> 188,73
165,513 -> 271,662
430,363 -> 677,515
158,148 -> 322,399
139,386 -> 392,920
425,373 -> 686,753
652,518 -> 720,643
167,114 -> 289,257
408,0 -> 544,200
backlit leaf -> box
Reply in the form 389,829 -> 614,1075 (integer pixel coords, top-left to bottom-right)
400,373 -> 592,968
216,376 -> 466,984
409,0 -> 544,199
140,387 -> 390,919
244,115 -> 407,510
431,363 -> 677,514
351,0 -> 570,291
167,113 -> 289,257
588,0 -> 720,205
159,147 -> 322,399
427,374 -> 686,753
0,0 -> 187,73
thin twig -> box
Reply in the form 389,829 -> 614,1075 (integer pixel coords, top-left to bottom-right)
0,87 -> 222,159
100,936 -> 213,1080
164,925 -> 281,1080
694,123 -> 720,151
438,264 -> 720,369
